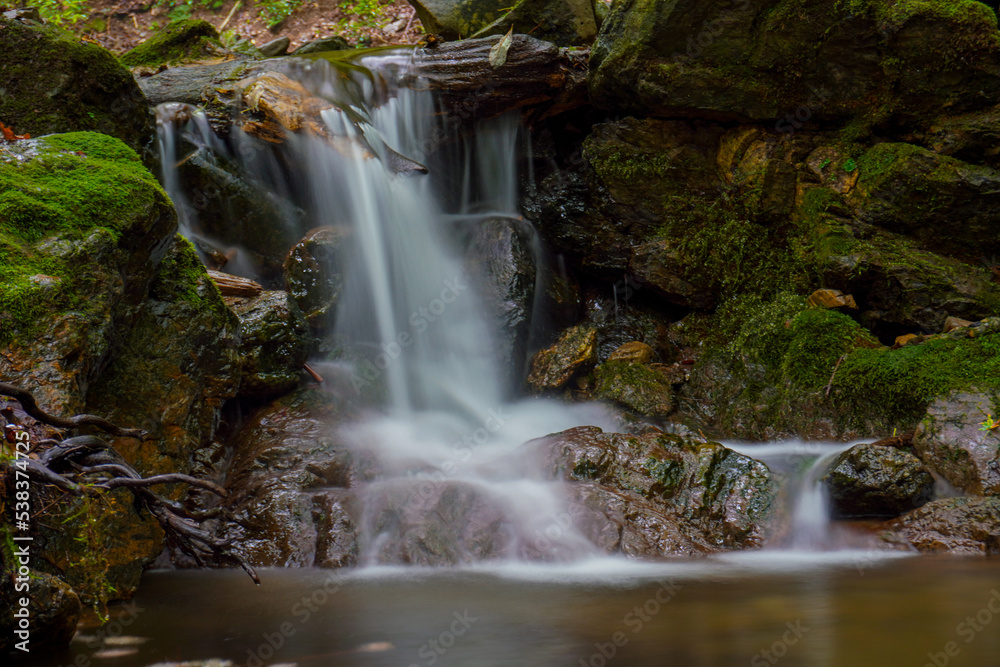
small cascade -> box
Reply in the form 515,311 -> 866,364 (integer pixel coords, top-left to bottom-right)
727,441 -> 855,550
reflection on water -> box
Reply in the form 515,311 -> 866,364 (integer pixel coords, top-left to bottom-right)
40,555 -> 1000,667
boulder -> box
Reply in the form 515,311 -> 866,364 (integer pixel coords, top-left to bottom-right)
231,290 -> 311,397
882,497 -> 1000,555
913,392 -> 1000,496
282,226 -> 348,330
592,360 -> 675,418
821,444 -> 935,518
525,323 -> 597,391
590,0 -> 1000,125
538,426 -> 776,553
120,20 -> 244,69
464,217 -> 537,379
0,14 -> 154,155
291,36 -> 352,55
921,106 -> 1000,167
0,132 -> 176,418
629,239 -> 715,309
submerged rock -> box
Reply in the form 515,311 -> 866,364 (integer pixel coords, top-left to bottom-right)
0,14 -> 154,155
538,426 -> 776,554
882,497 -> 1000,555
821,444 -> 934,518
913,392 -> 1000,496
231,290 -> 311,397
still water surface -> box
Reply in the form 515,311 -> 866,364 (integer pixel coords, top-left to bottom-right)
43,553 -> 1000,667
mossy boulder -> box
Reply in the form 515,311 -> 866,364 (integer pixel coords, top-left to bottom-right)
882,496 -> 1000,555
821,444 -> 935,518
845,143 -> 1000,258
120,20 -> 236,69
0,132 -> 176,416
540,426 -> 776,553
232,290 -> 311,398
913,392 -> 1000,496
0,14 -> 154,156
592,359 -> 675,418
590,0 -> 1000,125
408,0 -> 597,45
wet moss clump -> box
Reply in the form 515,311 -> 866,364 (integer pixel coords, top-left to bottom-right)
120,19 -> 231,68
0,132 -> 172,344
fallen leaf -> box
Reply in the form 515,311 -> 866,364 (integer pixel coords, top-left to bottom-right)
489,26 -> 514,69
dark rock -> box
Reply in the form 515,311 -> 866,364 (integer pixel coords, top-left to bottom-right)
223,387 -> 361,567
525,323 -> 597,391
291,36 -> 352,54
0,16 -> 155,157
0,571 -> 81,653
258,36 -> 290,57
590,0 -> 1000,125
821,444 -> 935,518
231,290 -> 311,398
282,226 -> 348,330
921,106 -> 1000,167
882,497 -> 1000,555
629,239 -> 715,309
537,426 -> 776,553
913,392 -> 1000,496
464,217 -> 537,378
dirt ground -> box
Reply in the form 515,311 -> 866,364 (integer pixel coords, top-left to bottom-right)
78,0 -> 424,55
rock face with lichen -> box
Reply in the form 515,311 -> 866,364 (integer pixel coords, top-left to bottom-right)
882,497 -> 1000,555
913,392 -> 1000,496
0,14 -> 154,156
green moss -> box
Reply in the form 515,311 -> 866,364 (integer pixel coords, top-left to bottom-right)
585,147 -> 678,182
0,133 -> 170,344
149,235 -> 229,321
119,19 -> 228,68
645,456 -> 683,497
832,331 -> 1000,425
781,309 -> 877,389
593,360 -> 673,417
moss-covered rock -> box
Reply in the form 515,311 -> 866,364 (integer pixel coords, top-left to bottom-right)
845,142 -> 1000,258
541,426 -> 776,553
119,20 -> 237,69
0,14 -> 154,156
526,323 -> 597,391
592,359 -> 675,418
232,290 -> 311,398
913,392 -> 1000,496
0,132 -> 176,416
590,0 -> 1000,126
821,444 -> 934,518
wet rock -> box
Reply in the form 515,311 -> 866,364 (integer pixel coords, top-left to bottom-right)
178,147 -> 306,279
525,323 -> 597,391
53,236 -> 241,599
846,143 -> 1000,258
590,0 -> 1000,124
592,360 -> 674,418
464,217 -> 537,378
231,290 -> 311,397
408,0 -> 597,45
0,15 -> 155,156
821,444 -> 935,518
292,36 -> 352,54
313,491 -> 359,568
538,426 -> 776,554
913,392 -> 1000,496
629,239 -> 715,309
0,132 -> 176,418
0,571 -> 81,653
882,497 -> 1000,555
283,227 -> 348,330
120,20 -> 238,69
607,341 -> 654,364
224,387 -> 361,567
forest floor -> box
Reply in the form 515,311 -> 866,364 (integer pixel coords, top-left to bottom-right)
73,0 -> 424,54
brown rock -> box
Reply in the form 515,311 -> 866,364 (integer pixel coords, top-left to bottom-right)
607,341 -> 654,364
526,324 -> 598,391
893,333 -> 920,348
807,288 -> 857,310
882,497 -> 1000,556
943,316 -> 974,332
